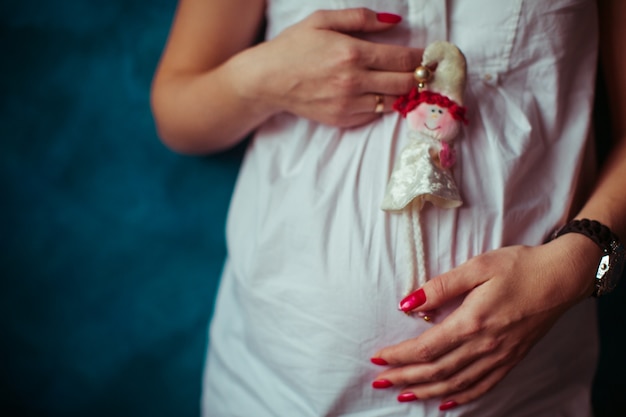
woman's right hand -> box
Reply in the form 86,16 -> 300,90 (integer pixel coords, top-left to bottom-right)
231,8 -> 424,128
153,4 -> 423,154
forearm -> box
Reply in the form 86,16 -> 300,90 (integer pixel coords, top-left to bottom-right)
150,0 -> 268,154
575,136 -> 626,239
575,0 -> 626,239
151,45 -> 277,155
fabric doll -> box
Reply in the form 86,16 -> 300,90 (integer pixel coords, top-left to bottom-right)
381,41 -> 468,299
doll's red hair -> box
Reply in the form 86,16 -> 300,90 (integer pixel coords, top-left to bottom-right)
393,88 -> 468,124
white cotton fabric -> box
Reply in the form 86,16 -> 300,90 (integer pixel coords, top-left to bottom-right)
202,1 -> 600,416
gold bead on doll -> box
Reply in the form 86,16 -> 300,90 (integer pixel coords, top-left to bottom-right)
414,66 -> 433,89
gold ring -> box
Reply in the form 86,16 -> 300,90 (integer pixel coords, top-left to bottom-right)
418,311 -> 434,323
374,94 -> 384,113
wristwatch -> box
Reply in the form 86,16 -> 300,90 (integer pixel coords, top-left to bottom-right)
551,219 -> 625,297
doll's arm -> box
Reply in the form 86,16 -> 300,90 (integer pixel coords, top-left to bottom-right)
439,141 -> 456,169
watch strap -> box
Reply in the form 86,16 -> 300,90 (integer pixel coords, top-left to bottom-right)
551,219 -> 623,297
552,219 -> 616,253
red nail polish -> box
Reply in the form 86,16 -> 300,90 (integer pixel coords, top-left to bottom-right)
376,12 -> 402,24
372,379 -> 393,389
399,289 -> 426,312
439,400 -> 459,411
370,357 -> 388,366
397,392 -> 418,402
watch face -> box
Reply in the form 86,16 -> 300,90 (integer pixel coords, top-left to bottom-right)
603,243 -> 626,295
597,255 -> 610,279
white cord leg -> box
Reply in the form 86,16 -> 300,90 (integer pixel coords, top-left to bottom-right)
410,202 -> 427,289
403,208 -> 417,295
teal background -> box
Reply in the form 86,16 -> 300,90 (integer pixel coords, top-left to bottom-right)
2,1 -> 244,416
1,1 -> 624,416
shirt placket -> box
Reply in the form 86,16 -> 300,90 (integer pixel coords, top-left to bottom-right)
407,0 -> 449,46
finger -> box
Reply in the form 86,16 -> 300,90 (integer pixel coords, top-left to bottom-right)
399,257 -> 490,313
403,358 -> 513,405
366,71 -> 417,96
328,112 -> 381,129
309,94 -> 390,128
374,321 -> 462,366
329,70 -> 414,100
350,93 -> 397,115
439,366 -> 512,408
362,43 -> 423,72
307,8 -> 402,33
375,298 -> 497,365
375,340 -> 486,387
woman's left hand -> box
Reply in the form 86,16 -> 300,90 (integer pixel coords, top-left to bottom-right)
371,233 -> 599,408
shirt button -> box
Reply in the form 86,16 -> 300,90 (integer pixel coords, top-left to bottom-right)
482,72 -> 498,86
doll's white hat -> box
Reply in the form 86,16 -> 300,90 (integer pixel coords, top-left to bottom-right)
415,41 -> 467,106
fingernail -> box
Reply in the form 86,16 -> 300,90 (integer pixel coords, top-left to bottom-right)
397,392 -> 418,402
439,400 -> 459,411
372,379 -> 393,389
370,357 -> 388,366
376,12 -> 402,24
398,289 -> 426,312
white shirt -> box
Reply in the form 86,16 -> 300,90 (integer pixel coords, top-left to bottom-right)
203,1 -> 599,415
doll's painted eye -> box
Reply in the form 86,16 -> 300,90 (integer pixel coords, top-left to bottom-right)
438,109 -> 444,114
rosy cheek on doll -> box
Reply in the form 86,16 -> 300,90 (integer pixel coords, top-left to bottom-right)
406,104 -> 431,131
408,104 -> 459,140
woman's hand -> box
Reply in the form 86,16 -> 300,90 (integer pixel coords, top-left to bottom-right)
153,5 -> 423,154
370,234 -> 599,410
229,8 -> 423,128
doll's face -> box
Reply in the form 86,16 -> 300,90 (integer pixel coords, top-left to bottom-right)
407,103 -> 460,141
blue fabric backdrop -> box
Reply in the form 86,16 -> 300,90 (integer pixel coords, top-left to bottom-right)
1,1 -> 244,415
1,1 -> 624,416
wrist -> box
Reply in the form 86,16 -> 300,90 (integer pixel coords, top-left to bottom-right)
548,233 -> 599,298
549,219 -> 625,297
225,43 -> 283,120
